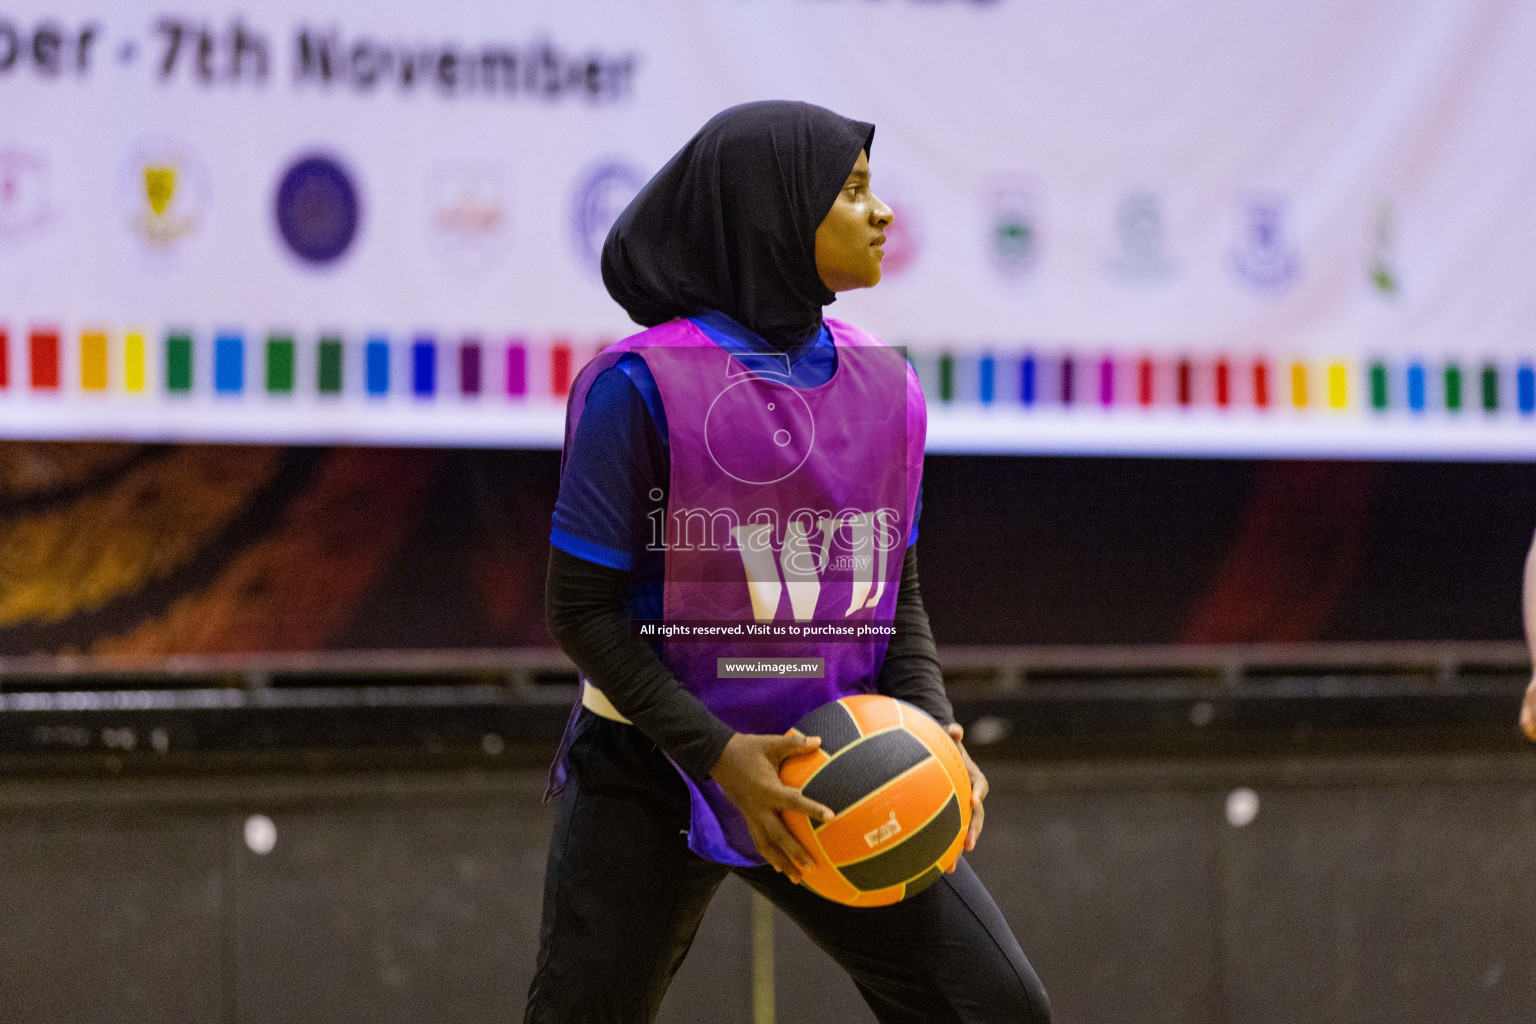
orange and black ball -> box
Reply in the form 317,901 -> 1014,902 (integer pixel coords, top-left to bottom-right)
780,694 -> 971,907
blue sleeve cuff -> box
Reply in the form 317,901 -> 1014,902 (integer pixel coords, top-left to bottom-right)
550,527 -> 633,571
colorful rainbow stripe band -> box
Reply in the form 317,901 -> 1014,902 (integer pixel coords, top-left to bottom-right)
0,326 -> 597,401
1,327 -> 1533,417
919,351 -> 1536,415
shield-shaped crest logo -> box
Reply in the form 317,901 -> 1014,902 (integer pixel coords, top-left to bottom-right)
1231,192 -> 1301,292
118,139 -> 210,253
569,159 -> 645,274
0,148 -> 57,242
984,179 -> 1041,280
145,166 -> 176,217
1109,189 -> 1174,281
426,161 -> 511,279
1368,202 -> 1400,298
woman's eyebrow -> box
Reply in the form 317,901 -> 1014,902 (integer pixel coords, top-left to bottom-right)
845,169 -> 869,185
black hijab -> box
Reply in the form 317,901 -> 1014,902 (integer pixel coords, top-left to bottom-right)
601,100 -> 875,349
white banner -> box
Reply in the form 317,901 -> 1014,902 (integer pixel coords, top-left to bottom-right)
2,0 -> 1535,457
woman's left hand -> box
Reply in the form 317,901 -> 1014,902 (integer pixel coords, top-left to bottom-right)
945,722 -> 988,859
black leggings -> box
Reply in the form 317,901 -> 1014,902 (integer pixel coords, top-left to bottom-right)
525,713 -> 1051,1024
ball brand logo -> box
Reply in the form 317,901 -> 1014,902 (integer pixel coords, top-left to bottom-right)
1109,189 -> 1173,281
275,153 -> 360,266
426,161 -> 510,277
117,139 -> 210,253
0,148 -> 55,242
984,180 -> 1040,280
864,811 -> 902,850
569,158 -> 643,272
1231,191 -> 1301,292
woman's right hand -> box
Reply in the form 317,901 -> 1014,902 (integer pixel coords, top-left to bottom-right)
710,732 -> 835,883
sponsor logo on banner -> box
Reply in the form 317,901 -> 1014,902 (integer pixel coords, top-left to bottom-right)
117,139 -> 210,254
1231,192 -> 1301,292
275,153 -> 361,266
984,180 -> 1040,280
874,181 -> 921,279
569,159 -> 644,272
1109,189 -> 1173,281
0,148 -> 55,242
1369,202 -> 1399,298
426,161 -> 510,277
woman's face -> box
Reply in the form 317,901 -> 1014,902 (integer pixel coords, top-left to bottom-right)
814,151 -> 894,292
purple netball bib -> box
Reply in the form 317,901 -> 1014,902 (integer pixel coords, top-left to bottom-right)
555,317 -> 926,865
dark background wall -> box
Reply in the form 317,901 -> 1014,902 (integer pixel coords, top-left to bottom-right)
2,442 -> 1532,654
3,751 -> 1534,1024
918,457 -> 1536,645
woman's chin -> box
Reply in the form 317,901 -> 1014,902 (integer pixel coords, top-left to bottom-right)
822,263 -> 882,292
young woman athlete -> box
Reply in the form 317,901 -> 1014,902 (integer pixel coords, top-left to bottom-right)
526,101 -> 1051,1024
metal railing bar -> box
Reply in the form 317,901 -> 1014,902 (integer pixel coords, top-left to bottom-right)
0,641 -> 1526,692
